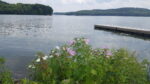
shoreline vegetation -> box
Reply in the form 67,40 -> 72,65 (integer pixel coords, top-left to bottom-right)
0,0 -> 53,15
55,7 -> 150,17
0,38 -> 150,84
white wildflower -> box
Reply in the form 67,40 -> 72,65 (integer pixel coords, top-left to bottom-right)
28,65 -> 35,69
77,38 -> 80,40
52,50 -> 55,53
55,53 -> 60,56
56,46 -> 60,50
106,56 -> 110,58
43,55 -> 48,60
28,65 -> 32,68
62,47 -> 66,50
36,58 -> 40,62
49,55 -> 53,58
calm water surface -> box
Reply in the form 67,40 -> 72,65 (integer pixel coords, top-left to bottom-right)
0,15 -> 150,78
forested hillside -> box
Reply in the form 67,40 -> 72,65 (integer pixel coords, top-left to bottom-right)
0,0 -> 53,15
55,7 -> 150,16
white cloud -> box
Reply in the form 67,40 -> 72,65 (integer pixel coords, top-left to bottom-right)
53,0 -> 150,12
93,0 -> 150,9
62,0 -> 93,4
3,0 -> 52,5
2,0 -> 150,12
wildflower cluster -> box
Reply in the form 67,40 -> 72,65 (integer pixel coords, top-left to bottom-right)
27,38 -> 150,84
1,38 -> 149,84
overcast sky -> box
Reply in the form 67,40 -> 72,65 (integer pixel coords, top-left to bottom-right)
2,0 -> 150,12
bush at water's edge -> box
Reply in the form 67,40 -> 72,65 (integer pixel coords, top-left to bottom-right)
0,57 -> 14,84
0,38 -> 150,84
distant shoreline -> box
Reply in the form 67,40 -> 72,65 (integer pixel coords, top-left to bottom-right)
54,7 -> 150,17
54,14 -> 150,17
0,14 -> 150,17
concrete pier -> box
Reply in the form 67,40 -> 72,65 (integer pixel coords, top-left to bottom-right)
95,25 -> 150,37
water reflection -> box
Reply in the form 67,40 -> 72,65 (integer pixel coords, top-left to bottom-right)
0,15 -> 52,37
94,29 -> 150,41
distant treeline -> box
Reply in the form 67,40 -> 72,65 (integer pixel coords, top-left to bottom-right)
55,7 -> 150,16
0,0 -> 53,15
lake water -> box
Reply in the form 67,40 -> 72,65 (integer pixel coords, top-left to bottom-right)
0,15 -> 150,79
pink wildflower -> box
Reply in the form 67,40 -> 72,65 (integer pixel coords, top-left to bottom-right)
106,51 -> 112,56
84,39 -> 90,44
67,48 -> 76,56
68,40 -> 75,45
106,51 -> 112,58
101,46 -> 109,49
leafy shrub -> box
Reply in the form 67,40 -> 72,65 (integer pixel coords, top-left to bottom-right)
20,79 -> 40,84
0,57 -> 14,84
28,38 -> 150,84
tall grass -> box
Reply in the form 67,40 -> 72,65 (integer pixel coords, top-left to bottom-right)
0,57 -> 14,84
